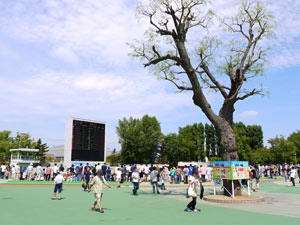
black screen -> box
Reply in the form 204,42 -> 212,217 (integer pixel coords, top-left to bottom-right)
71,120 -> 105,161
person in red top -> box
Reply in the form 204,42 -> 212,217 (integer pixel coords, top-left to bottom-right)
46,165 -> 52,181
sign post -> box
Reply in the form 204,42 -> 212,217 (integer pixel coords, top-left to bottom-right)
212,161 -> 250,198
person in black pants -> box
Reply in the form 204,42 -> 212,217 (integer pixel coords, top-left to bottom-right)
185,171 -> 199,212
83,167 -> 92,191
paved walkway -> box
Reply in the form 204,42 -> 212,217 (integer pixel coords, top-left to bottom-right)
141,182 -> 300,218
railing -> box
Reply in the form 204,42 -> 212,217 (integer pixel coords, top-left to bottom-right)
11,156 -> 39,161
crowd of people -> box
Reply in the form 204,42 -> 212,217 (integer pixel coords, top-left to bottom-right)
1,162 -> 300,213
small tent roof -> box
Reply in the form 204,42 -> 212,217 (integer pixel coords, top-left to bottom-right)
10,148 -> 39,152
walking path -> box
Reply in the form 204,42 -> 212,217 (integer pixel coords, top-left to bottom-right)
141,181 -> 300,218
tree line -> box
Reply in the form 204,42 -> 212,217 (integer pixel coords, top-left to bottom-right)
0,131 -> 49,164
115,115 -> 300,166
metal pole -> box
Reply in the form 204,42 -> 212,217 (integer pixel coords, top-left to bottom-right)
247,179 -> 250,196
232,180 -> 235,199
214,180 -> 216,195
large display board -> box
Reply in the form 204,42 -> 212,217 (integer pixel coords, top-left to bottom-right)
212,161 -> 249,180
64,118 -> 106,166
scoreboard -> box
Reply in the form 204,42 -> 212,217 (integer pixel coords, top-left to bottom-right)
64,118 -> 106,166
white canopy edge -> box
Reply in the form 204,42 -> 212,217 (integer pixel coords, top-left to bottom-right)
10,148 -> 39,152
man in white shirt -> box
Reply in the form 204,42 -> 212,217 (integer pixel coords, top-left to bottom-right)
115,168 -> 122,188
52,171 -> 65,200
206,166 -> 212,182
11,165 -> 16,180
96,163 -> 102,172
1,164 -> 6,179
15,164 -> 20,180
27,163 -> 34,181
290,167 -> 297,187
53,163 -> 59,178
144,165 -> 150,181
36,165 -> 42,181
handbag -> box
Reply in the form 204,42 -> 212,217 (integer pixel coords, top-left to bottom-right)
188,186 -> 197,198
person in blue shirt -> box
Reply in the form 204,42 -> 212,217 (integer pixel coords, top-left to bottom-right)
101,163 -> 107,177
188,164 -> 194,176
106,167 -> 111,181
83,167 -> 92,191
122,165 -> 127,182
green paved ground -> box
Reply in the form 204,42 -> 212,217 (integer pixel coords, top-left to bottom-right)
0,185 -> 299,225
259,181 -> 300,195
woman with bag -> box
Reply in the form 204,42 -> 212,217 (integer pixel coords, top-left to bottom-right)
184,171 -> 199,212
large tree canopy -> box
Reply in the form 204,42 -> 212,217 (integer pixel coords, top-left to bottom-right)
130,0 -> 276,162
116,115 -> 162,164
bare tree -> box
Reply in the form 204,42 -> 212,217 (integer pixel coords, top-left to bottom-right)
129,0 -> 275,195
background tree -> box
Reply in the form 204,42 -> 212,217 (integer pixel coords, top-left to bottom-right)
161,133 -> 184,166
0,131 -> 49,164
116,115 -> 162,164
34,138 -> 49,163
130,0 -> 275,195
178,123 -> 205,161
287,130 -> 300,162
12,132 -> 35,149
106,149 -> 121,166
268,136 -> 297,164
0,131 -> 13,164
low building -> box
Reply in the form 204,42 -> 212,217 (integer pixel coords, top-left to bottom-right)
10,148 -> 40,169
46,145 -> 64,162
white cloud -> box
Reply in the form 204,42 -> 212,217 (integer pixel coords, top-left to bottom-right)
0,0 -> 147,66
239,110 -> 259,119
51,47 -> 79,64
0,70 -> 201,121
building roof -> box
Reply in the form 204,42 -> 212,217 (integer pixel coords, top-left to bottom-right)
46,145 -> 64,158
10,148 -> 39,152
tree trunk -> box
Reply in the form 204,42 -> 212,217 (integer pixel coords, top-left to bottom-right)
223,180 -> 241,197
216,103 -> 241,196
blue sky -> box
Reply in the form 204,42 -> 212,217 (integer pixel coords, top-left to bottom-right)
0,0 -> 299,150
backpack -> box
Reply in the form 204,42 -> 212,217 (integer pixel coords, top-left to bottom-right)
255,170 -> 261,179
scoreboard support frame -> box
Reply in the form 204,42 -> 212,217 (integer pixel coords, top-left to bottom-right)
64,118 -> 106,167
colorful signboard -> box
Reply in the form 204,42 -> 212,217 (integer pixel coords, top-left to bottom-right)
212,161 -> 249,180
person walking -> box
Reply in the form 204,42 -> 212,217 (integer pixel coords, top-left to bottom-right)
131,167 -> 140,196
290,167 -> 297,187
160,167 -> 168,190
83,167 -> 92,191
27,163 -> 34,181
36,164 -> 43,181
150,167 -> 160,194
170,167 -> 176,184
116,168 -> 122,188
185,171 -> 199,212
53,163 -> 59,178
52,170 -> 65,200
78,164 -> 84,181
251,166 -> 260,192
88,170 -> 111,213
106,167 -> 111,181
46,165 -> 52,181
199,165 -> 206,182
175,167 -> 182,184
0,164 -> 6,179
101,163 -> 107,178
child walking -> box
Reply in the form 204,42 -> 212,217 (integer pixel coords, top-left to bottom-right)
88,170 -> 111,213
52,170 -> 65,200
131,167 -> 140,196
